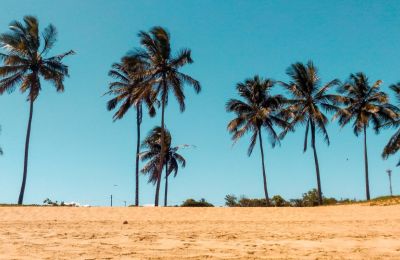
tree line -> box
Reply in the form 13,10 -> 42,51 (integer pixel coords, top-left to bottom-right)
0,16 -> 199,206
226,63 -> 400,205
0,16 -> 399,206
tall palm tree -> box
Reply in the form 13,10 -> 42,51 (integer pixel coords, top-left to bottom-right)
139,126 -> 186,206
334,73 -> 398,200
226,75 -> 288,206
106,57 -> 156,206
0,16 -> 74,204
382,83 -> 400,165
280,61 -> 340,205
131,27 -> 200,206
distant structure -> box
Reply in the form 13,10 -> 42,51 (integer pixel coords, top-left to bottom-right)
386,169 -> 393,197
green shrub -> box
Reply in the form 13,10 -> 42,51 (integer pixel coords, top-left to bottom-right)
271,195 -> 288,207
301,189 -> 320,206
289,199 -> 304,207
224,190 -> 357,207
323,197 -> 338,205
224,194 -> 238,207
238,196 -> 268,207
225,194 -> 287,207
181,198 -> 214,207
43,198 -> 59,206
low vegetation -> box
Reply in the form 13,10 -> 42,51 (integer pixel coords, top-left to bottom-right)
225,189 -> 359,207
180,198 -> 214,207
367,195 -> 400,206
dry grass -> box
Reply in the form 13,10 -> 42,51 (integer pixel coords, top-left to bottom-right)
365,195 -> 400,206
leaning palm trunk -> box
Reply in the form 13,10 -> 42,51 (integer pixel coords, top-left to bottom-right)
134,104 -> 142,206
363,126 -> 370,200
18,98 -> 34,205
155,84 -> 167,206
311,123 -> 323,206
257,129 -> 270,206
164,163 -> 168,207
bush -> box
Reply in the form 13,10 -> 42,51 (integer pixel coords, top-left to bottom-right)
323,197 -> 338,205
301,189 -> 341,206
224,194 -> 238,207
225,194 -> 288,207
181,198 -> 214,207
301,189 -> 320,207
289,199 -> 304,207
43,198 -> 60,206
237,196 -> 269,207
338,198 -> 358,204
224,190 -> 356,208
271,195 -> 288,207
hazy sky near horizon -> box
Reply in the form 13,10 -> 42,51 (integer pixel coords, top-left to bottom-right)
1,0 -> 400,206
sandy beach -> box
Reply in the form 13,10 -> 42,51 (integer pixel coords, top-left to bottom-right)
0,205 -> 399,259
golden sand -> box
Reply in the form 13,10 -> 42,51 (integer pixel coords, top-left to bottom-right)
0,205 -> 399,259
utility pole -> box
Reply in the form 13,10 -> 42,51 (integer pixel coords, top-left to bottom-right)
110,184 -> 118,207
386,169 -> 393,197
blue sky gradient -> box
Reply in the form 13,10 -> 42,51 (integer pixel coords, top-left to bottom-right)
0,0 -> 399,206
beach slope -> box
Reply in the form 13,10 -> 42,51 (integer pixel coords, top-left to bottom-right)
0,205 -> 399,259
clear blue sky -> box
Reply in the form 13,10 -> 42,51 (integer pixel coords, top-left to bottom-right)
0,0 -> 399,206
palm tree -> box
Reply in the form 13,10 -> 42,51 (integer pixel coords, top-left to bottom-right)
139,126 -> 186,206
163,144 -> 186,207
226,75 -> 288,206
0,16 -> 74,204
334,73 -> 398,200
106,57 -> 156,206
130,27 -> 200,206
280,61 -> 340,205
382,83 -> 400,165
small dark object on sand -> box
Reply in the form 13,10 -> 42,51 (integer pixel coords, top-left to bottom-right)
123,220 -> 128,224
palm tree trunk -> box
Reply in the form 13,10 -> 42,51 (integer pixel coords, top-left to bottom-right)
258,129 -> 270,206
134,104 -> 142,206
311,122 -> 323,206
164,163 -> 168,207
18,99 -> 34,205
363,126 -> 370,200
154,168 -> 162,206
389,172 -> 393,197
155,82 -> 167,206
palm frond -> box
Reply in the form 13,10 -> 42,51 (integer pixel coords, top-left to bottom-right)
41,24 -> 57,55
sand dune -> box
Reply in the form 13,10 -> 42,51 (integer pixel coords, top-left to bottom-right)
0,205 -> 399,259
